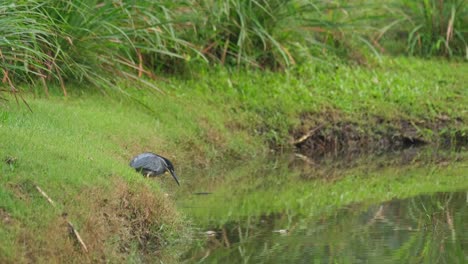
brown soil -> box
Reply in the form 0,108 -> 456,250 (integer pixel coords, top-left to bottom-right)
292,113 -> 467,157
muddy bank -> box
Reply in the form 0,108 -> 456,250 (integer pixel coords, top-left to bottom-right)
292,113 -> 467,157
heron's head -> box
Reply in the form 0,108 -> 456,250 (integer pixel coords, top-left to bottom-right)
162,157 -> 180,186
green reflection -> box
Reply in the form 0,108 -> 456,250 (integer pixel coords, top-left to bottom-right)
178,149 -> 468,263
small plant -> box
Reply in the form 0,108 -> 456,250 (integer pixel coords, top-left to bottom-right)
4,156 -> 18,171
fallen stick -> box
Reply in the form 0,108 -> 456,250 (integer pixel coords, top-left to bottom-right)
67,221 -> 89,253
293,124 -> 324,145
294,153 -> 316,165
35,185 -> 56,207
35,185 -> 89,253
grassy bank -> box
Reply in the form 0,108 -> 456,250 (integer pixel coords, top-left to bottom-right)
1,57 -> 467,262
1,0 -> 467,261
0,97 -> 197,263
124,56 -> 467,152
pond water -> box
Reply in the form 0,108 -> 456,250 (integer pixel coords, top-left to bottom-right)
173,149 -> 468,263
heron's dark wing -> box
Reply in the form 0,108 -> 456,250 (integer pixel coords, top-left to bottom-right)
130,153 -> 164,172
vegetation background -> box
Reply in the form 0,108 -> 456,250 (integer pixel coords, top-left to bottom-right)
1,0 -> 467,262
1,0 -> 466,94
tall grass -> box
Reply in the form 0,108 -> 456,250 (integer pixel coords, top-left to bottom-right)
1,0 -> 374,95
0,0 -> 197,95
3,0 -> 464,97
381,0 -> 467,57
190,0 -> 373,68
404,0 -> 467,57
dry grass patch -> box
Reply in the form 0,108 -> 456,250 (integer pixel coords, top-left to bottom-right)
1,178 -> 187,264
76,178 -> 187,263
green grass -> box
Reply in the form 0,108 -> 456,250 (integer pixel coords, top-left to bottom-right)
1,0 -> 465,103
188,0 -> 367,68
0,56 -> 466,262
392,0 -> 467,57
0,97 -> 197,263
1,0 -> 466,261
340,0 -> 467,58
9,0 -> 466,97
147,56 -> 467,145
0,0 -> 198,93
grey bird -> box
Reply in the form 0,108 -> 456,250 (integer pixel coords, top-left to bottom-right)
129,152 -> 180,186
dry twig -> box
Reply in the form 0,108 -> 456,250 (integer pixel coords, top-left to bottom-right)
35,185 -> 88,253
293,124 -> 324,145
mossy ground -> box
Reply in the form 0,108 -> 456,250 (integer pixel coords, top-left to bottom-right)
0,57 -> 467,262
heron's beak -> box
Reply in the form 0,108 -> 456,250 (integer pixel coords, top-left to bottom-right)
169,169 -> 180,186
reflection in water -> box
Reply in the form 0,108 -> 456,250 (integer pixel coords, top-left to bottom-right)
178,150 -> 468,263
185,192 -> 467,263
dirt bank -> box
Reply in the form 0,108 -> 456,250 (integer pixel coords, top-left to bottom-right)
292,112 -> 467,157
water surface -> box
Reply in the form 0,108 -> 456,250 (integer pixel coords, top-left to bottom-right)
173,149 -> 468,263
